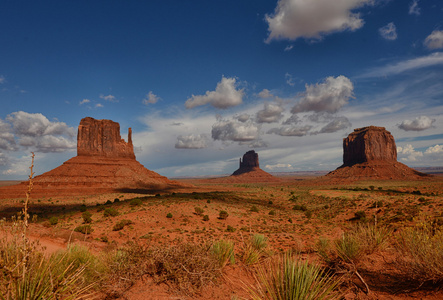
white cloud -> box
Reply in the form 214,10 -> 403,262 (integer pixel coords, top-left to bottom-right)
211,119 -> 259,142
0,119 -> 17,151
258,89 -> 273,98
175,134 -> 209,149
0,75 -> 5,84
379,22 -> 397,40
398,116 -> 435,131
425,144 -> 443,154
5,111 -> 76,153
291,76 -> 354,113
100,94 -> 118,102
79,99 -> 90,105
424,30 -> 443,50
282,114 -> 300,125
256,102 -> 285,123
314,116 -> 352,134
408,0 -> 420,15
285,73 -> 296,86
143,91 -> 160,105
265,0 -> 374,42
95,103 -> 104,108
397,144 -> 423,161
359,52 -> 443,78
185,76 -> 244,109
284,45 -> 293,51
265,163 -> 292,170
267,125 -> 312,136
236,113 -> 250,122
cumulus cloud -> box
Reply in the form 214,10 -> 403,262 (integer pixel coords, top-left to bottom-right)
256,102 -> 285,123
398,116 -> 435,131
425,144 -> 443,154
79,99 -> 90,105
0,119 -> 17,151
424,30 -> 443,50
236,113 -> 250,122
291,76 -> 354,114
5,111 -> 76,153
185,76 -> 244,109
258,89 -> 273,98
408,0 -> 420,15
267,125 -> 312,136
211,119 -> 259,142
142,91 -> 160,105
265,0 -> 374,42
100,94 -> 118,102
379,22 -> 397,40
313,116 -> 352,134
397,144 -> 423,161
95,103 -> 104,108
175,134 -> 209,149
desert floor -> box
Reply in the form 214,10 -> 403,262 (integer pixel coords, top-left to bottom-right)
1,175 -> 443,299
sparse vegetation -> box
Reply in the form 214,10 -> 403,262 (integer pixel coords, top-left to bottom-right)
103,207 -> 119,217
218,210 -> 229,220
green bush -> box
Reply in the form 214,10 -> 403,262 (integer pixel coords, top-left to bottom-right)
166,213 -> 173,218
226,225 -> 236,232
218,210 -> 229,220
293,204 -> 308,211
79,204 -> 87,212
243,234 -> 269,265
74,225 -> 93,234
82,211 -> 92,224
130,198 -> 142,206
194,207 -> 204,215
203,215 -> 209,221
113,219 -> 134,231
251,206 -> 259,213
103,207 -> 119,217
49,216 -> 58,225
269,210 -> 276,216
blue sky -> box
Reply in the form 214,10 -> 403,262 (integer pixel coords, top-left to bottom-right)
1,0 -> 443,179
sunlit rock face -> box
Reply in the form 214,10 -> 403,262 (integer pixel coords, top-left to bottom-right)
77,117 -> 135,159
326,126 -> 429,181
343,126 -> 397,166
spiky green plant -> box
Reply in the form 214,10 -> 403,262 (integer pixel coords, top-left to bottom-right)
211,240 -> 235,267
247,253 -> 343,300
243,234 -> 269,265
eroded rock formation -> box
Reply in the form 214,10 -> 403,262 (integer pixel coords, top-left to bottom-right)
77,117 -> 135,159
326,126 -> 429,181
227,150 -> 279,182
0,117 -> 186,198
233,150 -> 259,175
343,126 -> 397,166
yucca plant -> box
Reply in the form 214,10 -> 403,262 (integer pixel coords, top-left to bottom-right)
248,253 -> 343,300
243,234 -> 270,265
211,239 -> 235,267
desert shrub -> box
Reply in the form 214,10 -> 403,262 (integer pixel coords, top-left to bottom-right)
334,233 -> 361,263
247,253 -> 343,300
130,198 -> 142,206
354,210 -> 366,221
82,211 -> 93,224
226,225 -> 236,232
207,199 -> 211,204
105,200 -> 113,205
269,210 -> 276,216
251,206 -> 259,213
203,215 -> 209,221
243,234 -> 270,265
166,213 -> 173,218
211,239 -> 235,267
103,207 -> 119,217
218,210 -> 229,220
293,204 -> 307,211
395,221 -> 443,283
96,205 -> 105,212
114,198 -> 120,203
352,223 -> 391,254
49,216 -> 58,225
113,219 -> 134,231
268,200 -> 273,205
305,210 -> 313,219
74,224 -> 93,234
194,207 -> 204,215
80,204 -> 87,212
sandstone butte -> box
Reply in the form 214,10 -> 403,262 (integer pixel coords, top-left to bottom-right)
326,126 -> 430,181
0,117 -> 186,199
214,150 -> 280,183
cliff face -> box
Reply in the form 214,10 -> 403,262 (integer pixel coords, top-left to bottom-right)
239,150 -> 259,169
343,126 -> 397,166
326,125 -> 429,181
77,117 -> 135,159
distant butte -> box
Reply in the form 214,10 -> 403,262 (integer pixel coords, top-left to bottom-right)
218,150 -> 280,183
326,126 -> 430,181
0,117 -> 186,199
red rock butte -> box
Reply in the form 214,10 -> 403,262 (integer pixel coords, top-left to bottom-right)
326,126 -> 430,181
216,150 -> 280,183
0,117 -> 185,199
